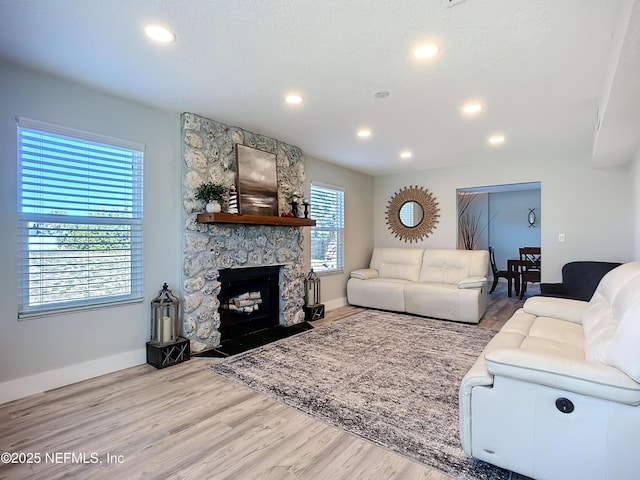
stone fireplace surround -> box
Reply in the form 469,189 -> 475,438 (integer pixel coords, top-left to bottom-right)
181,113 -> 308,353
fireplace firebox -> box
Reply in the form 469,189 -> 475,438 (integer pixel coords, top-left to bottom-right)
218,266 -> 280,340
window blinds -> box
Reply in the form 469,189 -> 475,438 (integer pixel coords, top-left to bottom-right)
310,183 -> 344,273
17,118 -> 144,317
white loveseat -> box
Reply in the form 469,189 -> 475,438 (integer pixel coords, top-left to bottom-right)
460,262 -> 640,480
347,247 -> 489,324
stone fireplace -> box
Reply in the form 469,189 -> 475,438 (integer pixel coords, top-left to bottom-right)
181,113 -> 308,353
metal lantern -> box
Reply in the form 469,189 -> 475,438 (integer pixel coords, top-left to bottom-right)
304,270 -> 325,321
305,269 -> 321,306
150,283 -> 180,345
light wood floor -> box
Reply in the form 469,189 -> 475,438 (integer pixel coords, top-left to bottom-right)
0,283 -> 527,480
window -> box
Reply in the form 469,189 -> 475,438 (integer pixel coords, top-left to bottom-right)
17,118 -> 144,318
310,183 -> 344,274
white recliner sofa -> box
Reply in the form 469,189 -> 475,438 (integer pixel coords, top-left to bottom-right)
460,262 -> 640,480
347,247 -> 489,323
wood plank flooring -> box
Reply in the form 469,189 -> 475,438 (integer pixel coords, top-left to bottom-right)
0,282 -> 528,480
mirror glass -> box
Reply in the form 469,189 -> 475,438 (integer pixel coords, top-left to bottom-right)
385,185 -> 440,243
399,201 -> 424,228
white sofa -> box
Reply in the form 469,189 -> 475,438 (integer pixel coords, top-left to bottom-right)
347,247 -> 489,324
460,262 -> 640,480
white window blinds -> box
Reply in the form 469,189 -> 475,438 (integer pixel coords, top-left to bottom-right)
17,117 -> 144,318
399,202 -> 414,226
310,183 -> 344,273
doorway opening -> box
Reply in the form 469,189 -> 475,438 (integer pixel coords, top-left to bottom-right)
457,182 -> 541,292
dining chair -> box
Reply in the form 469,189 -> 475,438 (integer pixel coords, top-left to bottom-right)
519,246 -> 541,299
488,246 -> 519,294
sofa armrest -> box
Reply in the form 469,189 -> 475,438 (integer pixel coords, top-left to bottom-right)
459,328 -> 526,455
540,282 -> 565,295
484,348 -> 640,405
522,296 -> 588,324
349,268 -> 379,280
457,276 -> 487,289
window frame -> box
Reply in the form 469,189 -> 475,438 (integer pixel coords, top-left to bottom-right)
17,117 -> 145,319
310,182 -> 345,275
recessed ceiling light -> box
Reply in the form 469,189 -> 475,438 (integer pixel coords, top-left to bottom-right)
414,44 -> 439,59
488,134 -> 505,145
285,94 -> 303,105
462,103 -> 482,114
357,129 -> 372,138
144,24 -> 176,44
400,151 -> 413,159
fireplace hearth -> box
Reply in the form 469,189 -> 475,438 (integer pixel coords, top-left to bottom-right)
218,266 -> 280,340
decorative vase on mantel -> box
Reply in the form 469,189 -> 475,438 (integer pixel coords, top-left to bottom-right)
205,201 -> 221,213
195,181 -> 226,215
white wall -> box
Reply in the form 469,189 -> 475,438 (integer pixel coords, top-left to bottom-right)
0,61 -> 181,401
304,157 -> 375,309
634,152 -> 640,260
374,153 -> 634,282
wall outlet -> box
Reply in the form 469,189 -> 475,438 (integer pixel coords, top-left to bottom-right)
558,233 -> 566,242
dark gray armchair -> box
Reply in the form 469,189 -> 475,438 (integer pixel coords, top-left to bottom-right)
540,261 -> 622,302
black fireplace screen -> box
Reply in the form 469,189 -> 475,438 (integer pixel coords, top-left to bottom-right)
217,266 -> 280,340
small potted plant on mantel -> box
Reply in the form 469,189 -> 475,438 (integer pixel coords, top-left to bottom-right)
195,182 -> 227,213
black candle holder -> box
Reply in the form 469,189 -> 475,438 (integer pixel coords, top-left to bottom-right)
303,202 -> 310,219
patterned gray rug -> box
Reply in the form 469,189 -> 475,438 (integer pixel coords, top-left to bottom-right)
211,310 -> 510,480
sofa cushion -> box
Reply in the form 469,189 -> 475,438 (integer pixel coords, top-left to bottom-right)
490,312 -> 584,357
405,282 -> 461,312
404,281 -> 485,323
369,247 -> 424,282
485,347 -> 640,405
583,308 -> 618,364
583,264 -> 640,379
528,315 -> 585,347
588,262 -> 640,308
608,300 -> 640,382
346,277 -> 408,312
602,274 -> 640,382
483,312 -> 640,405
379,261 -> 421,282
419,249 -> 488,284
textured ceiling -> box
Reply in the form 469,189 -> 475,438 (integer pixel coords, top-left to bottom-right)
0,0 -> 637,175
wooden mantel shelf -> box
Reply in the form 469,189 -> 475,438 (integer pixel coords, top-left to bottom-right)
196,212 -> 316,227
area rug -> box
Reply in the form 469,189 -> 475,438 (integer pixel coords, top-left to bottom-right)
211,310 -> 510,480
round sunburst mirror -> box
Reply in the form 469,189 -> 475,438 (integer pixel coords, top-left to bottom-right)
386,186 -> 440,243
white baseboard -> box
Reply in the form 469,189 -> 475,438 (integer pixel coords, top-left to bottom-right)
2,299 -> 352,405
325,296 -> 348,311
0,348 -> 146,405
